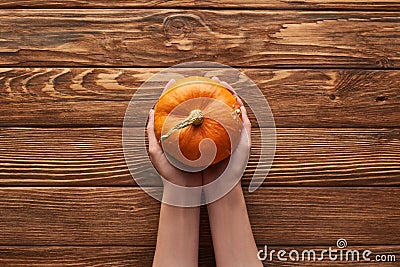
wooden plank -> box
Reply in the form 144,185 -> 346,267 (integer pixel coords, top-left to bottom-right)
0,246 -> 215,267
1,1 -> 400,10
0,246 -> 398,266
0,11 -> 399,68
0,187 -> 398,246
0,128 -> 399,186
0,246 -> 156,267
0,68 -> 399,127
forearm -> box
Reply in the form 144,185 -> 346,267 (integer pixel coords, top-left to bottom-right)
153,191 -> 200,267
207,183 -> 262,267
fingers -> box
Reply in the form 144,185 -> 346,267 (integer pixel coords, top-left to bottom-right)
211,76 -> 244,106
235,95 -> 244,106
220,81 -> 244,106
213,106 -> 251,183
241,106 -> 251,131
214,77 -> 236,95
240,106 -> 252,147
240,106 -> 250,126
212,76 -> 234,93
211,76 -> 221,83
147,109 -> 163,157
150,78 -> 175,157
161,79 -> 176,94
220,81 -> 236,95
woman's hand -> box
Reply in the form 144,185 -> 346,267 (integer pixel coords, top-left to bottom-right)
147,79 -> 202,188
203,77 -> 252,186
147,109 -> 202,187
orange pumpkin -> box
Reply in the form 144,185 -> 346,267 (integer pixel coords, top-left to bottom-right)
154,76 -> 242,167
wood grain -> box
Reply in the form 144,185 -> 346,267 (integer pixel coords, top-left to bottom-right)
0,246 -> 398,266
0,246 -> 217,267
0,128 -> 399,186
0,187 -> 398,246
0,246 -> 156,267
1,0 -> 400,10
0,11 -> 399,68
0,247 -> 176,267
1,68 -> 399,127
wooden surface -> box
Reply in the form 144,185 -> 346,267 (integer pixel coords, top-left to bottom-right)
0,246 -> 398,266
0,187 -> 398,246
0,68 -> 399,127
1,1 -> 399,10
0,128 -> 399,186
0,11 -> 399,68
0,187 -> 399,266
0,1 -> 399,267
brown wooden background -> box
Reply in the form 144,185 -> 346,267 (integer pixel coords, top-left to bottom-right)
0,1 -> 399,266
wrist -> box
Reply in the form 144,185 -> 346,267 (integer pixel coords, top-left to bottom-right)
205,180 -> 244,206
162,181 -> 203,207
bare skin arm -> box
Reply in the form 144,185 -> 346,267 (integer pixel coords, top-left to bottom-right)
153,202 -> 200,267
148,107 -> 202,267
206,183 -> 262,267
204,81 -> 262,267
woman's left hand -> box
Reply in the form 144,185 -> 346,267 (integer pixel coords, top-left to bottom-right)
147,79 -> 202,188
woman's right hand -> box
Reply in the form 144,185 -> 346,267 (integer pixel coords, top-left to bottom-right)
203,77 -> 252,187
147,108 -> 203,188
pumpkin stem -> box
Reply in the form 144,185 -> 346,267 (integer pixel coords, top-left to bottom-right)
160,109 -> 204,142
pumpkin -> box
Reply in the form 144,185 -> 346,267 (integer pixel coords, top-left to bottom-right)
154,76 -> 243,167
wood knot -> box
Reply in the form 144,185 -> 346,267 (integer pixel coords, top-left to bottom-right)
163,15 -> 199,51
375,96 -> 388,102
375,56 -> 393,68
163,16 -> 193,38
